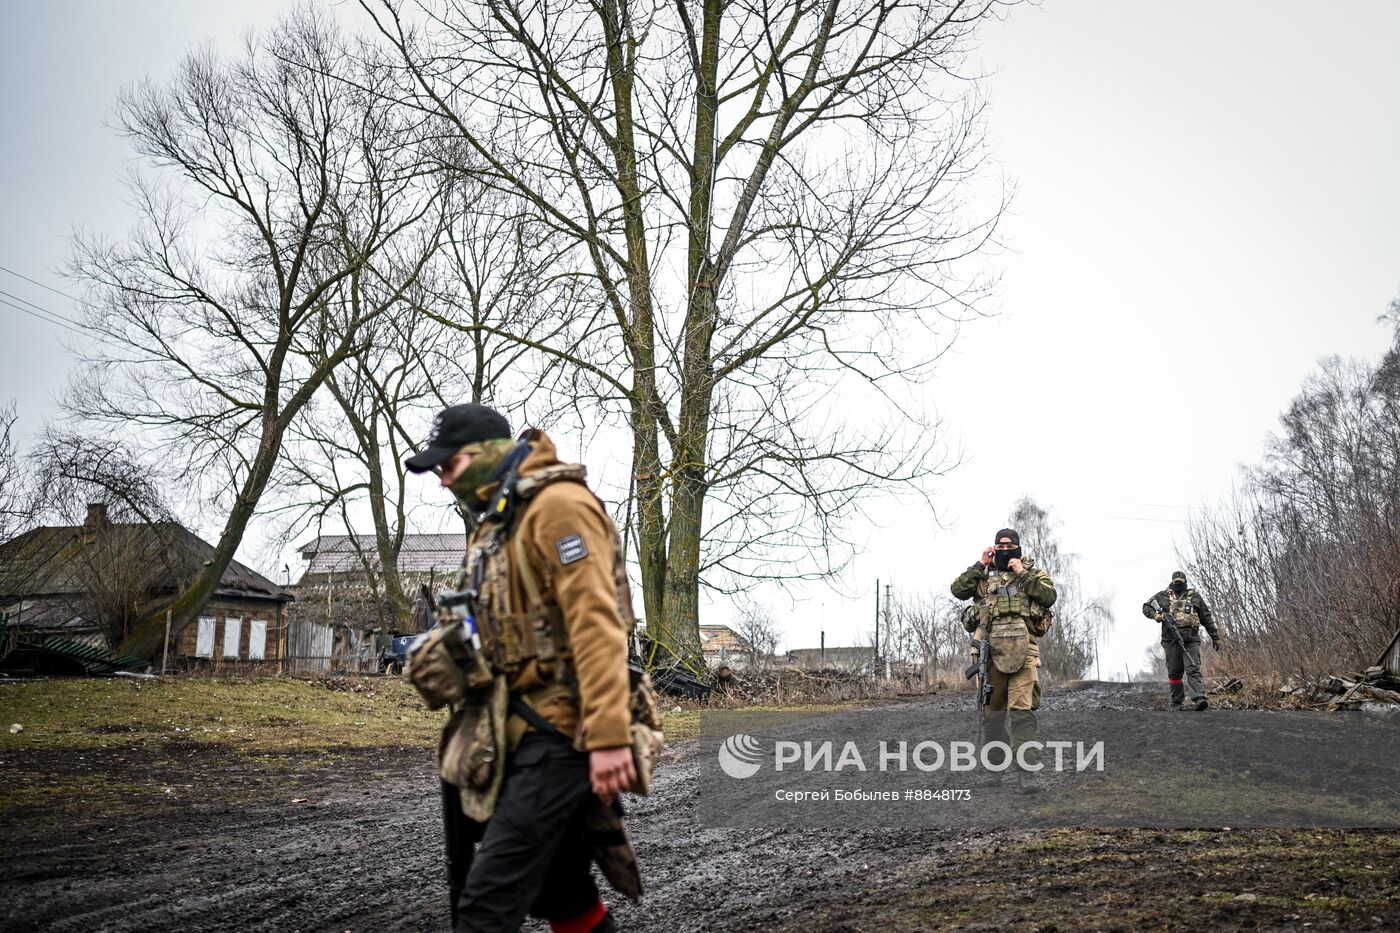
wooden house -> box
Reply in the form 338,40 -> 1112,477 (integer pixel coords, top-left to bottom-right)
0,504 -> 293,672
284,533 -> 467,671
699,624 -> 754,669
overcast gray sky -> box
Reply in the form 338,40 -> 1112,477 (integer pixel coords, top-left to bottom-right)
2,0 -> 1397,678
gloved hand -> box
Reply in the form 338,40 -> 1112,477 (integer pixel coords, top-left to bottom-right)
1154,612 -> 1167,623
1210,638 -> 1223,653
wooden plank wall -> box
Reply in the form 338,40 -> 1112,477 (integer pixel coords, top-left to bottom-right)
174,600 -> 284,672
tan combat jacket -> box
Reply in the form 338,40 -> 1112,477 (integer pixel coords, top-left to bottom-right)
468,432 -> 633,751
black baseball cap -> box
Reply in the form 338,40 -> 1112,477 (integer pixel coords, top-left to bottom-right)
994,528 -> 1020,545
404,404 -> 512,473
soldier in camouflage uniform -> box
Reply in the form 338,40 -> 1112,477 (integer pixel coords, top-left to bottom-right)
1141,570 -> 1222,711
951,528 -> 1057,793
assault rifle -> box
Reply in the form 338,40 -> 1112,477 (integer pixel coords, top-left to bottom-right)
1149,595 -> 1189,656
964,633 -> 994,768
964,633 -> 993,711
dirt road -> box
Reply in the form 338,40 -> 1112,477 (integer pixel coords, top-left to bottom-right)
3,681 -> 1396,932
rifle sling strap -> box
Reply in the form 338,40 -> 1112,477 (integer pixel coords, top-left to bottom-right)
509,695 -> 569,740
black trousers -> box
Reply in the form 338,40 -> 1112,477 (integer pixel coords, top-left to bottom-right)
453,732 -> 600,933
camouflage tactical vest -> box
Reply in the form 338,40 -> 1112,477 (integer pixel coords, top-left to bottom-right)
976,559 -> 1046,675
1168,590 -> 1199,631
463,463 -> 638,689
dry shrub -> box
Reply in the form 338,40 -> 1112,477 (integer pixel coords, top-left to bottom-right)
1182,308 -> 1400,679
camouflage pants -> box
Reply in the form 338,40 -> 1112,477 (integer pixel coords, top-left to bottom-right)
1164,637 -> 1204,705
983,662 -> 1038,767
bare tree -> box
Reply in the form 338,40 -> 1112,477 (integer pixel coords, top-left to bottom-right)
734,602 -> 780,671
1006,496 -> 1109,682
1182,304 -> 1400,673
266,179 -> 573,638
0,402 -> 26,542
1130,644 -> 1167,684
21,430 -> 183,648
893,591 -> 967,686
268,310 -> 446,636
366,0 -> 1008,663
67,11 -> 444,658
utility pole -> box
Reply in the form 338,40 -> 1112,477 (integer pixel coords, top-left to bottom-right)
820,630 -> 825,669
873,579 -> 880,672
883,583 -> 892,679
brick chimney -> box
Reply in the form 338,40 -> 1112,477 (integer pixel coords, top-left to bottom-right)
83,502 -> 110,530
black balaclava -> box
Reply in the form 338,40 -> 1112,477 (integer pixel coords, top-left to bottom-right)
1169,571 -> 1188,595
993,527 -> 1022,571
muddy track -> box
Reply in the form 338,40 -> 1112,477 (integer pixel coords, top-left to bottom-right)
3,682 -> 1397,932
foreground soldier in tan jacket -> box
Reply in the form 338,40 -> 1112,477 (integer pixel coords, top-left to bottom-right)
406,403 -> 639,933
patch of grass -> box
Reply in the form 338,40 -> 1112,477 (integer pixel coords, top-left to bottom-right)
0,676 -> 442,753
661,701 -> 878,742
0,778 -> 155,811
662,708 -> 699,739
0,680 -> 863,755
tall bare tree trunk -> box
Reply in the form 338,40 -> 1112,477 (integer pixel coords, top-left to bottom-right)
121,422 -> 286,657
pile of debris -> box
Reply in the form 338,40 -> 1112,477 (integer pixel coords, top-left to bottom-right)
1210,676 -> 1245,695
1320,666 -> 1400,712
1276,665 -> 1400,714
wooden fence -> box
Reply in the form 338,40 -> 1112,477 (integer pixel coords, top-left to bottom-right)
281,619 -> 383,673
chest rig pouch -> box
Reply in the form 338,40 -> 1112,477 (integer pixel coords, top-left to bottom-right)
437,675 -> 508,822
979,570 -> 1039,674
475,465 -> 587,687
405,537 -> 513,821
1169,593 -> 1199,631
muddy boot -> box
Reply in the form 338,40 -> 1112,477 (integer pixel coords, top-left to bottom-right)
1016,770 -> 1042,795
1194,698 -> 1209,711
1170,702 -> 1185,711
973,767 -> 1005,788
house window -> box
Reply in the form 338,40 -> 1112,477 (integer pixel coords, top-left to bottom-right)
248,620 -> 267,660
195,617 -> 216,658
223,617 -> 242,658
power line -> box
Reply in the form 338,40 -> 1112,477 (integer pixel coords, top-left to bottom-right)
1080,547 -> 1177,576
0,287 -> 84,330
0,296 -> 85,337
0,263 -> 79,302
1082,513 -> 1195,524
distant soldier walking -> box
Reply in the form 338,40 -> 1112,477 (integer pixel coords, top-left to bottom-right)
1142,571 -> 1223,711
951,528 -> 1056,793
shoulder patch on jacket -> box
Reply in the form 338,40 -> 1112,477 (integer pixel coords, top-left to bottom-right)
556,534 -> 588,565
